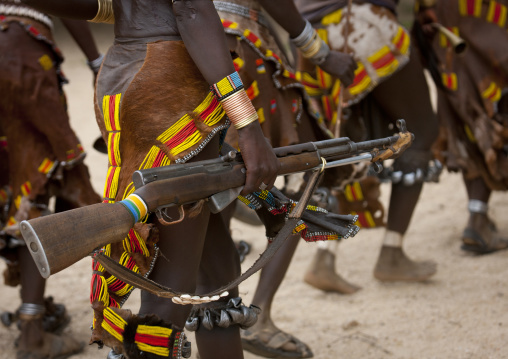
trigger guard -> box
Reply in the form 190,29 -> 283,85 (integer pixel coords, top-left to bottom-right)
156,206 -> 185,225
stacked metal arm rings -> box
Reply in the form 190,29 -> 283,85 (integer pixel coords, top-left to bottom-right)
290,20 -> 330,65
212,72 -> 259,130
89,0 -> 114,24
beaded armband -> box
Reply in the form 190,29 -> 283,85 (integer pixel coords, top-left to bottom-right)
119,194 -> 148,223
211,72 -> 258,130
291,20 -> 330,66
89,0 -> 115,24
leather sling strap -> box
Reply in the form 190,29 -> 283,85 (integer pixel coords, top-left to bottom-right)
95,167 -> 323,299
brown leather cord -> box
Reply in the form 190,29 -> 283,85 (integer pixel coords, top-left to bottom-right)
95,168 -> 324,299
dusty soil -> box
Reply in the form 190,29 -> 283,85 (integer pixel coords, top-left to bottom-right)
1,21 -> 508,359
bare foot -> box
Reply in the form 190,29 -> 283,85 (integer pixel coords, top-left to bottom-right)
241,319 -> 313,358
304,248 -> 361,294
373,246 -> 437,282
462,213 -> 508,254
17,315 -> 84,359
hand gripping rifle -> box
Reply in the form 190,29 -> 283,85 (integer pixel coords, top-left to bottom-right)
20,120 -> 412,298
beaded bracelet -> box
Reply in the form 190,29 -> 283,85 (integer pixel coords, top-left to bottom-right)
291,20 -> 330,66
120,194 -> 148,223
212,72 -> 259,130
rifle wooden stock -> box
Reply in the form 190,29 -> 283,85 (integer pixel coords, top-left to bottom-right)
21,202 -> 133,278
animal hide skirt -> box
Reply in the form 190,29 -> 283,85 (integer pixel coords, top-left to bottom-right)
90,40 -> 229,347
0,16 -> 99,284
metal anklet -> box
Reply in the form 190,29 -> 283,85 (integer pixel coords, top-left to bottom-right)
468,199 -> 488,214
19,303 -> 45,316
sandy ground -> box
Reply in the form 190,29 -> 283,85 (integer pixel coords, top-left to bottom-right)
2,21 -> 508,359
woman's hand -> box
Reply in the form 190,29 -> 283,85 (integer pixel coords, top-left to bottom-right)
236,122 -> 280,195
318,51 -> 357,87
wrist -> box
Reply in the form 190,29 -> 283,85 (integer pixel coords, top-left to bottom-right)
212,72 -> 259,130
290,20 -> 330,66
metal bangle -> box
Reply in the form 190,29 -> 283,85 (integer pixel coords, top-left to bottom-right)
468,199 -> 488,214
291,20 -> 330,65
291,20 -> 314,48
89,0 -> 114,24
19,303 -> 45,316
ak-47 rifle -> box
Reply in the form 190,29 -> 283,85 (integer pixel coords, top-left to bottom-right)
20,120 -> 412,281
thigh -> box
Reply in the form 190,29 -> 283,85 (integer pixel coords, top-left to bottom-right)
372,45 -> 438,149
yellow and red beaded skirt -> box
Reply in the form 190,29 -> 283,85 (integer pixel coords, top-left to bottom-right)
218,7 -> 321,148
297,2 -> 411,131
90,40 -> 229,344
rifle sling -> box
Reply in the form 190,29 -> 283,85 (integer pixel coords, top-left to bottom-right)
94,169 -> 323,299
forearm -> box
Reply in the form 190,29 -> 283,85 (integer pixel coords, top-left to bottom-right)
60,18 -> 100,62
172,0 -> 235,85
21,0 -> 97,20
256,0 -> 305,38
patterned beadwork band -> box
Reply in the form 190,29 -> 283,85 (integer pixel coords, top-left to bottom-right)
119,194 -> 148,223
0,4 -> 53,28
211,71 -> 244,101
212,72 -> 258,129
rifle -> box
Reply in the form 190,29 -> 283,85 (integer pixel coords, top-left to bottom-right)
20,120 -> 412,280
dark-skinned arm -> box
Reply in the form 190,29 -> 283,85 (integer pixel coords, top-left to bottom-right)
172,0 -> 279,195
60,18 -> 102,81
257,0 -> 356,86
20,0 -> 97,19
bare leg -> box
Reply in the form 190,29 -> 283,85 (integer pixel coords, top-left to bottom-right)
372,45 -> 438,282
195,212 -> 243,359
17,244 -> 83,358
138,137 -> 246,357
461,176 -> 508,254
18,246 -> 45,306
241,235 -> 313,358
139,206 -> 211,326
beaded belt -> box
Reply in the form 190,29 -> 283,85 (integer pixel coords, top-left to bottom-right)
0,4 -> 53,29
213,1 -> 269,28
